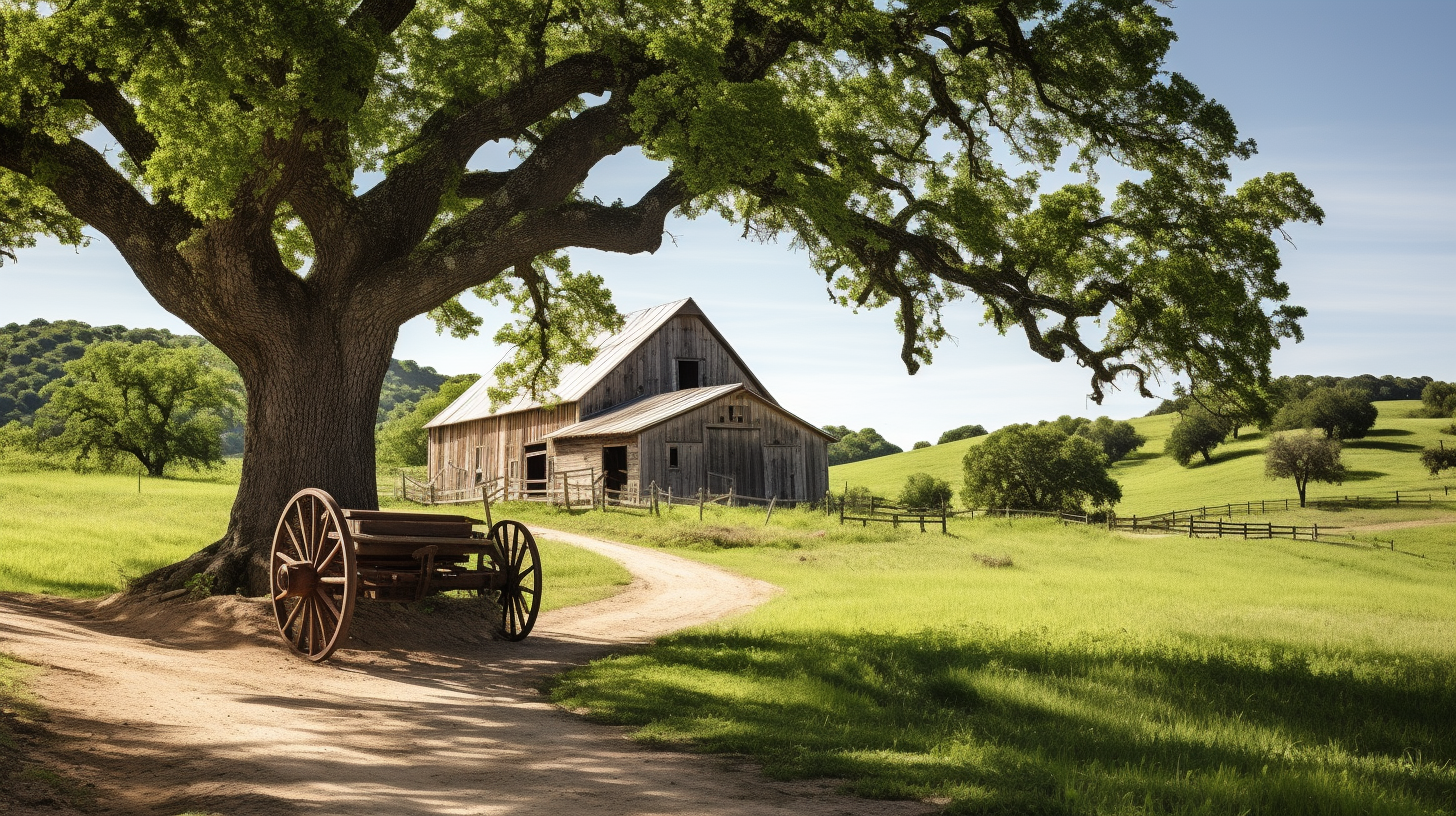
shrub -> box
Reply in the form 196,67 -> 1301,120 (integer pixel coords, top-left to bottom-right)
1419,443 -> 1456,476
962,424 -> 1120,512
938,424 -> 987,445
899,472 -> 953,510
912,440 -> 931,450
823,426 -> 902,466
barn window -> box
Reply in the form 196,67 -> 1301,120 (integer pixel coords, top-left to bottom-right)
668,445 -> 680,469
676,359 -> 700,390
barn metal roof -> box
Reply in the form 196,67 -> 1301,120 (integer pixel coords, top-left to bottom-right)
543,384 -> 743,439
425,298 -> 775,429
544,384 -> 837,441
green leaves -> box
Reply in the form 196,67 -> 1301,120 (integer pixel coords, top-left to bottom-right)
35,340 -> 242,475
0,169 -> 86,263
961,422 -> 1121,512
1,0 -> 1321,412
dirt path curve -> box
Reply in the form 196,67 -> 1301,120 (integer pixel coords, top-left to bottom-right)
0,528 -> 932,816
1338,515 -> 1456,534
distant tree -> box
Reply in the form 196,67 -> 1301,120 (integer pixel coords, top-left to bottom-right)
1419,382 -> 1456,418
1164,408 -> 1231,465
912,441 -> 931,450
1272,387 -> 1378,440
823,426 -> 903,466
376,375 -> 482,467
1075,416 -> 1147,463
1419,442 -> 1456,476
961,424 -> 1121,512
900,472 -> 953,510
36,342 -> 241,476
937,424 -> 987,445
1265,431 -> 1345,507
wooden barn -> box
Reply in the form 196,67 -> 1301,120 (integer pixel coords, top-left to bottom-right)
424,298 -> 833,503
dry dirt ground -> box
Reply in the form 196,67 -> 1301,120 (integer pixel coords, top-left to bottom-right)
0,528 -> 933,816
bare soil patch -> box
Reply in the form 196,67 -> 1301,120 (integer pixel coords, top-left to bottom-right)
0,528 -> 932,816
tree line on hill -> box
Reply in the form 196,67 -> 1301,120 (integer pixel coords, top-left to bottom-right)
0,319 -> 459,474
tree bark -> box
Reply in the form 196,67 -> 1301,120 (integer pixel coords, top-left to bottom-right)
132,310 -> 396,597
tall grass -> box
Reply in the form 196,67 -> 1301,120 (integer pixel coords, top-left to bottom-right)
540,509 -> 1456,814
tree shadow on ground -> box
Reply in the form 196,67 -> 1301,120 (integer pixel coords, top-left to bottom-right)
1363,428 -> 1415,437
1343,469 -> 1389,482
1347,439 -> 1424,453
552,629 -> 1456,815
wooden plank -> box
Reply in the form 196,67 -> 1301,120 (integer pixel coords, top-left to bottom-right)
342,509 -> 483,524
350,519 -> 476,537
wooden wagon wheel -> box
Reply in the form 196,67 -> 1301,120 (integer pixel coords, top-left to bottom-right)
486,520 -> 542,641
270,489 -> 357,662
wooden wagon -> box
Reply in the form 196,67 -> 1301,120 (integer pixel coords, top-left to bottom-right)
268,488 -> 542,662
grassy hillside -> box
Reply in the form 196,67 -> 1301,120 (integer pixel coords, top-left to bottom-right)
830,401 -> 1456,512
528,505 -> 1456,815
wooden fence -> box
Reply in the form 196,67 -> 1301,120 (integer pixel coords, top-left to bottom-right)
1109,514 -> 1338,541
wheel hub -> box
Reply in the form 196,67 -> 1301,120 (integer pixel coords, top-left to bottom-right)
275,561 -> 319,599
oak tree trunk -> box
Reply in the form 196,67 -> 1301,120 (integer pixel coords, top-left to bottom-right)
132,312 -> 397,597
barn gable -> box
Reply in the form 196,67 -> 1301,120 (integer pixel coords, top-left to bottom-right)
425,297 -> 773,430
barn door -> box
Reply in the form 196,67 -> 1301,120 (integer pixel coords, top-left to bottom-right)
706,427 -> 763,498
763,445 -> 804,500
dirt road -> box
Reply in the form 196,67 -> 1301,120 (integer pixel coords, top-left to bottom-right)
0,528 -> 930,816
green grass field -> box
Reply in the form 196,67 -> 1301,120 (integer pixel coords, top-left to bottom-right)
523,505 -> 1456,815
831,401 -> 1456,513
0,470 -> 630,609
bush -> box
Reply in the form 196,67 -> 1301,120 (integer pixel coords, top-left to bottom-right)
823,426 -> 902,466
961,424 -> 1120,512
899,472 -> 952,510
1419,443 -> 1456,476
1419,381 -> 1456,418
912,440 -> 931,450
937,424 -> 987,445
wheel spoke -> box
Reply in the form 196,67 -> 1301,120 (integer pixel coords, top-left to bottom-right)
295,502 -> 312,561
283,520 -> 307,562
315,508 -> 332,555
314,587 -> 341,623
283,596 -> 306,632
315,540 -> 342,572
516,564 -> 538,583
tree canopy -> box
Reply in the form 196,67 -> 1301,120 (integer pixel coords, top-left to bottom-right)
2,0 -> 1320,401
1163,407 -> 1229,466
1271,387 -> 1378,441
0,0 -> 1321,595
823,425 -> 902,466
938,424 -> 988,445
33,341 -> 242,476
1264,430 -> 1344,508
961,423 -> 1120,512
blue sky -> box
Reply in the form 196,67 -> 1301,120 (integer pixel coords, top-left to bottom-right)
4,2 -> 1453,447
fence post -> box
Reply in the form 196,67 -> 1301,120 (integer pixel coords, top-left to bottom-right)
699,488 -> 705,522
764,496 -> 777,525
429,482 -> 435,505
729,486 -> 735,508
1313,522 -> 1319,541
839,495 -> 845,526
482,482 -> 494,528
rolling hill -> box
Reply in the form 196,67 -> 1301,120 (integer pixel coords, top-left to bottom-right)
828,401 -> 1456,512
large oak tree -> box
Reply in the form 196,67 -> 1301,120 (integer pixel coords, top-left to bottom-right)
0,0 -> 1321,595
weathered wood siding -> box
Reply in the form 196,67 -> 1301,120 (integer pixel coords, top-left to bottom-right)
549,434 -> 639,487
578,315 -> 763,418
427,402 -> 579,492
637,393 -> 828,500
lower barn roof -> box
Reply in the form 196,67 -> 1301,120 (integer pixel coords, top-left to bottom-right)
543,384 -> 835,441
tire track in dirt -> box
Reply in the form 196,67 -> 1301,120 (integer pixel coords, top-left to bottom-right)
0,528 -> 933,816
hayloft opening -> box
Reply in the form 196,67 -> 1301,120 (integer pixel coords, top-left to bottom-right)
676,359 -> 699,390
